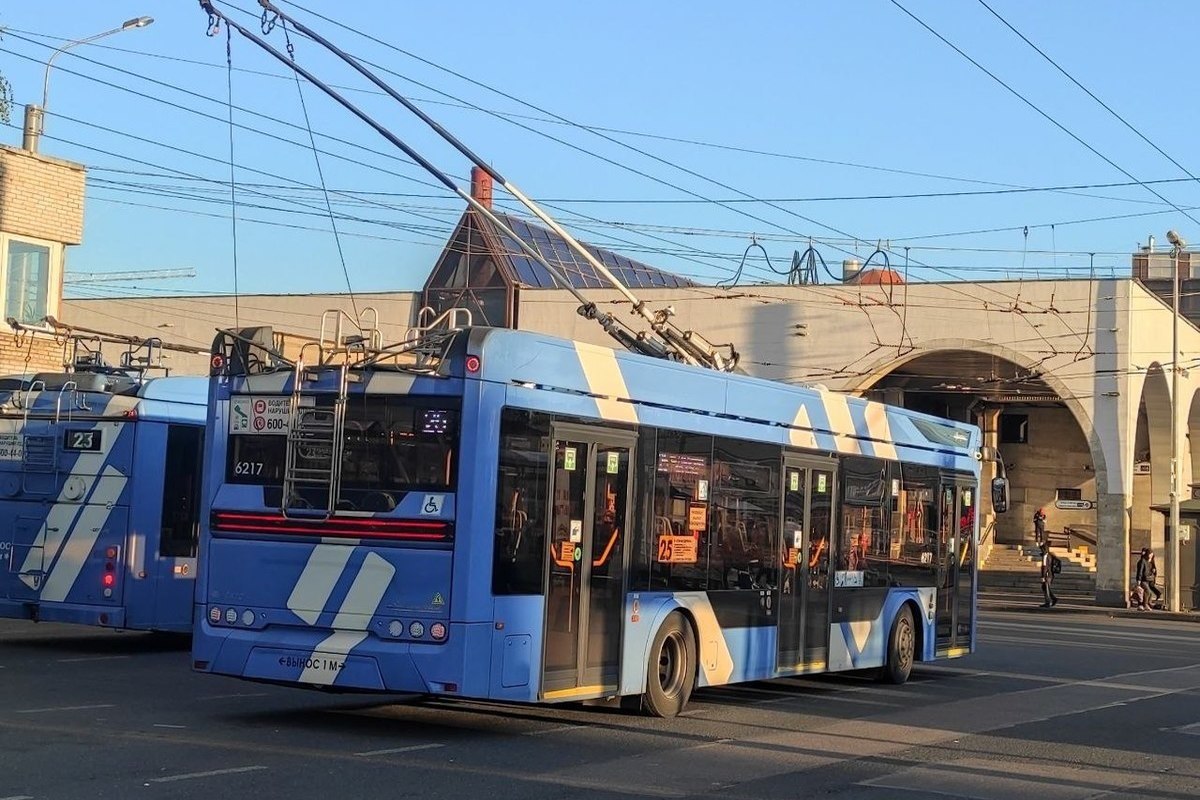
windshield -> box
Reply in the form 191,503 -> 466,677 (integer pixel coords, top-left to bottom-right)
227,395 -> 459,510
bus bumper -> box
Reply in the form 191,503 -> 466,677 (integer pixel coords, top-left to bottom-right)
0,599 -> 126,629
193,621 -> 471,695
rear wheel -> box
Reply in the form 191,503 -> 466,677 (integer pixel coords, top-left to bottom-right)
878,605 -> 915,685
643,613 -> 696,717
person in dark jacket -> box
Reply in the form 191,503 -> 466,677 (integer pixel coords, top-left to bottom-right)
1135,547 -> 1162,609
1033,507 -> 1047,545
1039,542 -> 1058,607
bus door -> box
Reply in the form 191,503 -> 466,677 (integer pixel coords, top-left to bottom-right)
542,427 -> 634,699
776,456 -> 835,671
936,480 -> 976,650
153,424 -> 204,627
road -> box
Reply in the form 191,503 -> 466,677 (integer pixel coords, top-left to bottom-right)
0,606 -> 1197,799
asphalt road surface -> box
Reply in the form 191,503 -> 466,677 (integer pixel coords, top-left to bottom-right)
1,606 -> 1197,799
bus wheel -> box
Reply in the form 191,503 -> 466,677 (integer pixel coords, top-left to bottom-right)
643,613 -> 696,718
878,605 -> 915,685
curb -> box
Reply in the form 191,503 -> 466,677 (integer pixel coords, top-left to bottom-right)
982,601 -> 1200,623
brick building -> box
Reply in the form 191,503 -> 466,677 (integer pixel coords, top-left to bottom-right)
0,142 -> 85,375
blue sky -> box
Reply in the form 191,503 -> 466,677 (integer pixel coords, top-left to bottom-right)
2,1 -> 1198,299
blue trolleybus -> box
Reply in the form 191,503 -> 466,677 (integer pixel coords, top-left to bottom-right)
193,321 -> 992,715
0,356 -> 207,633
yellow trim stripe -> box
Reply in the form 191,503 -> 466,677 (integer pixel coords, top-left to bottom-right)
789,404 -> 819,449
821,392 -> 861,455
573,343 -> 638,424
940,646 -> 970,658
863,403 -> 898,461
542,684 -> 615,701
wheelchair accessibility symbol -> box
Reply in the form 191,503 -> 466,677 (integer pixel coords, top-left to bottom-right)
420,494 -> 445,516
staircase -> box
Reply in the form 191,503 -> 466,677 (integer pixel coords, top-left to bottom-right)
980,544 -> 1096,596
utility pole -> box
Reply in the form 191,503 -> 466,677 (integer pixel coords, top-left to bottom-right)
1167,229 -> 1186,612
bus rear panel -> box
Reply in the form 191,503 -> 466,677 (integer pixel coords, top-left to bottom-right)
0,375 -> 205,633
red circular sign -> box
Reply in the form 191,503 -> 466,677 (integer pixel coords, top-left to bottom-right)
253,399 -> 267,414
253,417 -> 266,431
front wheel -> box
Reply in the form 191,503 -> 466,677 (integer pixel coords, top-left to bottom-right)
878,605 -> 915,685
642,613 -> 697,717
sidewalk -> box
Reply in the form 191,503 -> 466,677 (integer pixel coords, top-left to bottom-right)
979,589 -> 1200,623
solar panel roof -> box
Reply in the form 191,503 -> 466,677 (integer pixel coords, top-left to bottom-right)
487,212 -> 696,290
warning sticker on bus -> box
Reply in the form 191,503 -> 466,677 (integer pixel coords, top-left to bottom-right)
0,434 -> 22,461
656,535 -> 698,564
230,396 -> 291,435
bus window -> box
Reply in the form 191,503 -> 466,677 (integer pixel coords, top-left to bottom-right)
226,396 -> 459,510
708,438 -> 779,591
160,424 -> 204,558
649,431 -> 713,591
886,464 -> 939,587
493,409 -> 550,595
839,456 -> 890,587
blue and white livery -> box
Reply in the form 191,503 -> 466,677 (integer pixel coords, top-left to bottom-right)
0,369 -> 207,632
194,324 -> 988,716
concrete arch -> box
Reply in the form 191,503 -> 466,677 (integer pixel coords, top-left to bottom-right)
1140,364 -> 1172,506
848,338 -> 1108,491
1187,388 -> 1200,495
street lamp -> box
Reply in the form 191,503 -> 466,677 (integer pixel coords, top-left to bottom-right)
1167,228 -> 1186,612
21,16 -> 154,153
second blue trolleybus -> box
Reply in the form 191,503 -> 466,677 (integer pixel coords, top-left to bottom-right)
193,322 -> 992,715
0,349 -> 207,633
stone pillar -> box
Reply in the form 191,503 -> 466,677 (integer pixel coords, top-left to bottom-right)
1095,491 -> 1131,606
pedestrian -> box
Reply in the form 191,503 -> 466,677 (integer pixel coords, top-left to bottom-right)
1033,507 -> 1047,545
1135,547 -> 1162,609
1039,541 -> 1059,608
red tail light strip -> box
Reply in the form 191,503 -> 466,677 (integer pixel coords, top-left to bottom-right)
212,511 -> 450,541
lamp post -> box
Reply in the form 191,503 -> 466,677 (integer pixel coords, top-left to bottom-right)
21,16 -> 153,153
1167,229 -> 1186,612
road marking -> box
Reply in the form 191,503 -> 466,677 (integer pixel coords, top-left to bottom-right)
147,765 -> 267,783
524,724 -> 587,736
153,724 -> 187,729
57,655 -> 130,663
355,743 -> 444,757
15,704 -> 114,714
0,795 -> 34,799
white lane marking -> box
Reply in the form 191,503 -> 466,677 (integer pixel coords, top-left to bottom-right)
355,743 -> 444,757
524,724 -> 587,736
196,692 -> 270,701
147,765 -> 267,783
287,544 -> 354,626
152,724 -> 187,729
16,704 -> 114,714
984,619 -> 1200,644
56,655 -> 129,663
0,795 -> 35,799
40,469 -> 127,602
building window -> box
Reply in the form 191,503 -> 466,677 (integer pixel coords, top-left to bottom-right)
1,235 -> 60,326
1056,487 -> 1081,501
999,414 -> 1028,444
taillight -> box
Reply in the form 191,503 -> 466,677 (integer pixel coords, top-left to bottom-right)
465,354 -> 481,374
102,546 -> 118,596
211,511 -> 451,541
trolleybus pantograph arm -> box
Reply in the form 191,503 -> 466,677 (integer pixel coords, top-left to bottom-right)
199,0 -> 738,372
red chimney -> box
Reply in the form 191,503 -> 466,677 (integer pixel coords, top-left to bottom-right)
470,166 -> 493,209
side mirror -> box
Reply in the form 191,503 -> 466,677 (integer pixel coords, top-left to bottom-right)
991,477 -> 1010,514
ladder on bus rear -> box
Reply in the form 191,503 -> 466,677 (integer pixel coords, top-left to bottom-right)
281,354 -> 348,518
20,381 -> 84,494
